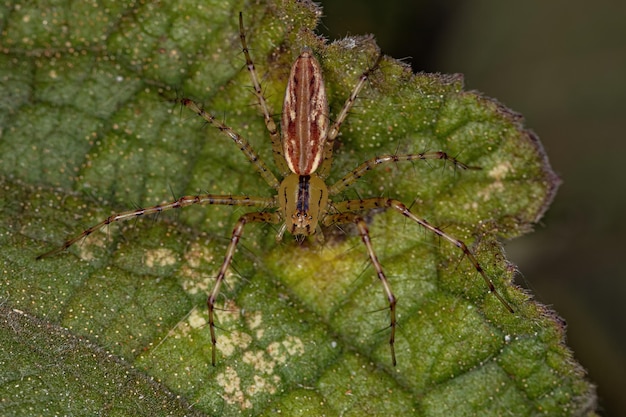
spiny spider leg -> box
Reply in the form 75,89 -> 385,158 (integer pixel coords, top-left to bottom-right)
208,211 -> 280,365
237,12 -> 289,177
323,211 -> 398,366
36,195 -> 274,259
332,197 -> 515,313
328,151 -> 478,195
177,98 -> 280,190
318,54 -> 384,179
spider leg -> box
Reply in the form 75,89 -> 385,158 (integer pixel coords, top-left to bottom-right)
333,197 -> 514,313
323,211 -> 397,366
328,151 -> 477,196
238,12 -> 289,177
318,53 -> 383,179
36,195 -> 274,259
177,98 -> 281,190
208,211 -> 280,365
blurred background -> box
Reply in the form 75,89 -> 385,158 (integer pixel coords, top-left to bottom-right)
319,0 -> 625,415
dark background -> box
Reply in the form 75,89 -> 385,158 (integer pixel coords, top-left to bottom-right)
319,0 -> 625,415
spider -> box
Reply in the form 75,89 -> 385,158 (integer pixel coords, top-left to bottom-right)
38,12 -> 513,366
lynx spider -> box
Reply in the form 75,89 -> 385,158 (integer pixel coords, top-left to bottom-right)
38,13 -> 513,366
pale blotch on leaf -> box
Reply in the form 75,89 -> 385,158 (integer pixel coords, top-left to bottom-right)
246,311 -> 263,329
76,233 -> 106,261
179,242 -> 218,294
187,308 -> 206,329
245,310 -> 265,340
216,367 -> 252,409
267,335 -> 306,365
282,335 -> 306,356
182,242 -> 214,268
243,350 -> 277,374
218,299 -> 242,326
144,248 -> 176,267
217,330 -> 253,358
247,374 -> 280,396
479,160 -> 515,199
488,160 -> 514,181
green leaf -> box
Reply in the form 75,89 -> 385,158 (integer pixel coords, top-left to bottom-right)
0,1 -> 596,416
